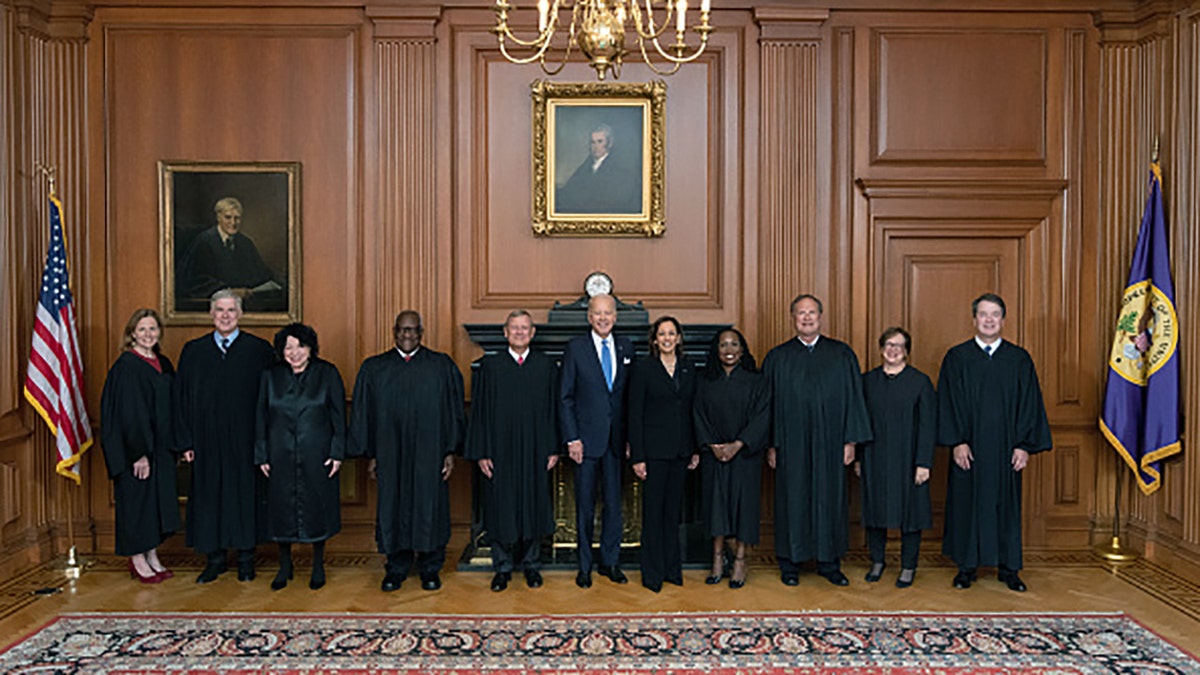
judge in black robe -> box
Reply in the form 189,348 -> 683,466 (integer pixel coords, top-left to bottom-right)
694,328 -> 769,589
628,317 -> 698,593
762,295 -> 872,586
174,291 -> 275,583
254,323 -> 345,590
100,309 -> 180,582
350,310 -> 464,592
858,327 -> 936,588
464,310 -> 558,591
938,293 -> 1052,592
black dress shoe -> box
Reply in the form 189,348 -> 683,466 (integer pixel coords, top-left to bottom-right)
421,574 -> 442,591
598,565 -> 628,584
381,572 -> 404,592
196,563 -> 226,584
895,569 -> 915,589
820,570 -> 850,587
237,566 -> 256,582
575,570 -> 592,588
781,573 -> 799,586
309,567 -> 326,590
524,570 -> 544,588
643,580 -> 662,593
270,566 -> 293,591
705,574 -> 722,585
729,577 -> 745,589
490,572 -> 510,592
999,571 -> 1027,592
665,576 -> 683,586
952,569 -> 977,589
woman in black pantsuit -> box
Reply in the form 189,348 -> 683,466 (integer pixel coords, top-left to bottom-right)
694,328 -> 769,589
255,323 -> 346,591
628,316 -> 698,593
100,308 -> 180,584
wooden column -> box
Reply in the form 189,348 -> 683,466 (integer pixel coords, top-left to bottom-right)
754,8 -> 829,352
365,7 -> 446,352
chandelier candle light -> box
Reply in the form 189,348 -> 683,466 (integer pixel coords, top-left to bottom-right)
493,0 -> 714,80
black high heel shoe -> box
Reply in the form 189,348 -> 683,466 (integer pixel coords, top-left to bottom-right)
705,552 -> 727,585
728,556 -> 747,589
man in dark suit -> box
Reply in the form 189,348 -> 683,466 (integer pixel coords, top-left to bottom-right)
559,294 -> 634,588
178,197 -> 283,312
555,124 -> 642,215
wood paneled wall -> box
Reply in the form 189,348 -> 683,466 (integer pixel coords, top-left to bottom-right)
3,0 -> 1199,582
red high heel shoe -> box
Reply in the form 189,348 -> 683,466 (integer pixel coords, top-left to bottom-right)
128,559 -> 164,584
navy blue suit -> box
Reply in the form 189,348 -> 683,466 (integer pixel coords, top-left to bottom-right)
559,332 -> 634,571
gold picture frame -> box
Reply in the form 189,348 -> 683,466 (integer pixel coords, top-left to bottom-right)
159,160 -> 302,325
532,80 -> 667,237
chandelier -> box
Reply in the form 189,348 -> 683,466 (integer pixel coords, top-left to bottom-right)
492,0 -> 714,81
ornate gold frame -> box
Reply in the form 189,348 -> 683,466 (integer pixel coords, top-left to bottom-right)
159,160 -> 302,325
531,80 -> 667,237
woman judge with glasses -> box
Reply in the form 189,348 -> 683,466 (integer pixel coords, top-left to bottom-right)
857,327 -> 936,588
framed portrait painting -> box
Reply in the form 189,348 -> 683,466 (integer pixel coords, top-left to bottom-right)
159,161 -> 302,325
531,80 -> 666,237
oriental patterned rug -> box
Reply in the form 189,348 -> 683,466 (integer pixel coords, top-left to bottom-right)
0,611 -> 1195,674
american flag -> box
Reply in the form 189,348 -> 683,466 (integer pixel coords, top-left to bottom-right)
24,194 -> 93,483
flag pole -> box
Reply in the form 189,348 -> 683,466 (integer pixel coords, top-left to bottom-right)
36,164 -> 89,579
1094,137 -> 1161,566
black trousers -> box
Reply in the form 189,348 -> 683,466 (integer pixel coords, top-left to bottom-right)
492,538 -> 543,574
866,527 -> 922,569
778,556 -> 841,576
639,458 -> 687,587
385,547 -> 446,579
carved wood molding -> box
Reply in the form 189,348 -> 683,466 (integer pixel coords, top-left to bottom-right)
856,178 -> 1069,199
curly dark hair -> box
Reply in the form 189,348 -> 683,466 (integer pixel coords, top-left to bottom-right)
273,322 -> 320,360
702,328 -> 757,379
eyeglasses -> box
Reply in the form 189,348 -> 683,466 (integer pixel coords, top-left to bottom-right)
883,341 -> 907,350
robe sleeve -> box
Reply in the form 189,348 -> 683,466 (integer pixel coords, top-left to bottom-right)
937,348 -> 968,447
1014,355 -> 1053,455
627,364 -> 648,463
325,363 -> 347,461
99,361 -> 132,479
464,360 -> 491,461
915,373 -> 937,468
253,369 -> 271,466
736,374 -> 771,456
841,348 -> 873,445
441,356 -> 466,458
348,361 -> 374,459
173,342 -> 196,452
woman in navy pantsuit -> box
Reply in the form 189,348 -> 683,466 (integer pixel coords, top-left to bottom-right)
628,316 -> 699,592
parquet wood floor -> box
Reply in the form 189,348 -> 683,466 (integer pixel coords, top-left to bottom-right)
2,541 -> 1197,658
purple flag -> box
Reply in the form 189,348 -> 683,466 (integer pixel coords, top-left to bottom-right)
1100,163 -> 1180,495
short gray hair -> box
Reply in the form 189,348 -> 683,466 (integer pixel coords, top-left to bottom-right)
210,289 -> 243,311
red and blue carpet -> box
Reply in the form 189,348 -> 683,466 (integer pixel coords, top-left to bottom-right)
0,611 -> 1195,674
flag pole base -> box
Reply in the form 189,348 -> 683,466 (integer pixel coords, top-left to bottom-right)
52,546 -> 92,579
1093,536 -> 1139,564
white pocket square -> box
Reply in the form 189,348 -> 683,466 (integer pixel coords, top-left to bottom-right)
622,357 -> 632,365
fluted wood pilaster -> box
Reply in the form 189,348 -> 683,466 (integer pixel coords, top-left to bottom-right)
755,9 -> 827,352
368,9 -> 443,352
1176,5 -> 1200,544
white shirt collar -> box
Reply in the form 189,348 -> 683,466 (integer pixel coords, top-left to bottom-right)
974,336 -> 1002,352
396,346 -> 421,359
591,153 -> 609,172
508,347 -> 529,362
796,335 -> 821,348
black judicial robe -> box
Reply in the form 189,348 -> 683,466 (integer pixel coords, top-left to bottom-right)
693,367 -> 770,544
254,359 -> 346,543
464,351 -> 558,545
859,365 -> 936,532
350,348 -> 465,554
937,339 -> 1052,571
763,337 -> 872,563
174,332 -> 275,553
100,351 -> 180,556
